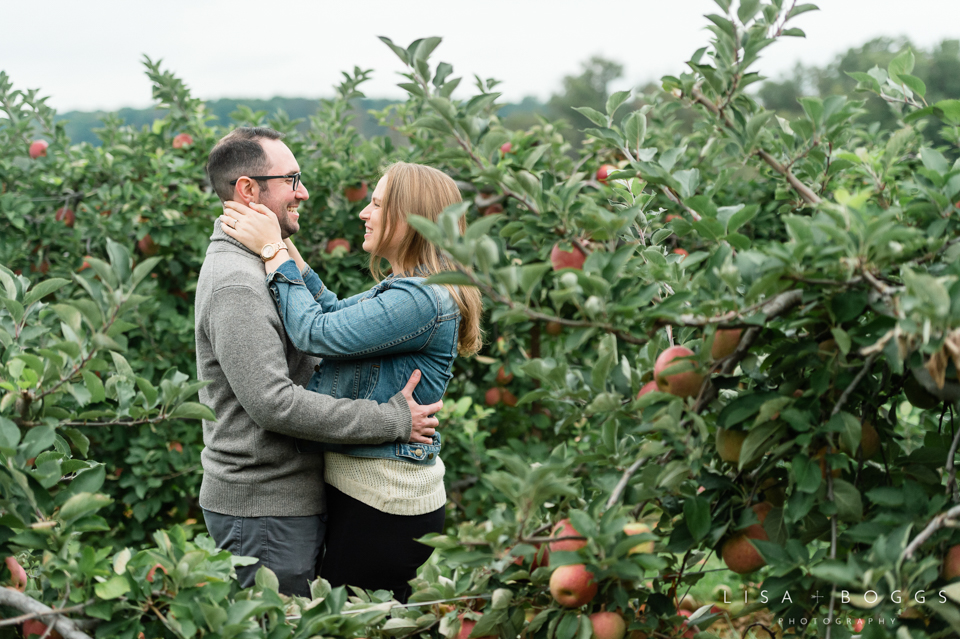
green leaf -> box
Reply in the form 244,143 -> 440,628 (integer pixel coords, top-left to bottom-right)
683,496 -> 711,541
899,74 -> 926,99
406,214 -> 444,245
168,402 -> 216,421
737,0 -> 761,23
0,416 -> 21,451
23,278 -> 70,307
933,99 -> 960,124
131,257 -> 163,288
58,492 -> 113,523
572,106 -> 608,128
832,479 -> 863,522
94,574 -> 130,600
105,238 -> 132,284
464,214 -> 502,242
605,90 -> 632,117
82,371 -> 105,403
887,48 -> 915,83
673,169 -> 700,199
22,425 -> 56,459
920,147 -> 950,174
793,454 -> 822,493
623,111 -> 647,152
255,565 -> 280,592
739,422 -> 784,469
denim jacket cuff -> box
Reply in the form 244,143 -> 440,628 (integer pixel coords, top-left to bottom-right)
300,266 -> 325,301
265,259 -> 304,286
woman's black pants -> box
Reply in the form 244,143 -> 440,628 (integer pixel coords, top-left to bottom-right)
320,485 -> 445,603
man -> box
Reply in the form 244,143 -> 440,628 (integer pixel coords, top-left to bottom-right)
196,127 -> 440,596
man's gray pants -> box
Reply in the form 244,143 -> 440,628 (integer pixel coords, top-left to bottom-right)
203,509 -> 326,597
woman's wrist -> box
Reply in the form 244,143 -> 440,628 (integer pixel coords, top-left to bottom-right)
264,248 -> 290,274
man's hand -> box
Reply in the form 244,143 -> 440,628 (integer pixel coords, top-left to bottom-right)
401,370 -> 441,444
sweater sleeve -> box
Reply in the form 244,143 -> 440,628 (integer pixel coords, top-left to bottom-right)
206,283 -> 413,444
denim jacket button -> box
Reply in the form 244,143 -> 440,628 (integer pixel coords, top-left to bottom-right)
428,453 -> 434,459
414,448 -> 424,457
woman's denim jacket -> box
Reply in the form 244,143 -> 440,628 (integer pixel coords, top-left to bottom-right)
266,259 -> 459,465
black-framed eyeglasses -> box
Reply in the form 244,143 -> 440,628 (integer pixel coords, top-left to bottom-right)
230,172 -> 301,191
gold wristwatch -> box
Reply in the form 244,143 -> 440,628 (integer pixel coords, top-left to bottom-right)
259,241 -> 287,262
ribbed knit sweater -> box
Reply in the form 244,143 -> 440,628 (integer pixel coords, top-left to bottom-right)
324,453 -> 446,515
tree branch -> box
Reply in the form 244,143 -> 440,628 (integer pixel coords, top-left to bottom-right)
903,504 -> 960,560
0,589 -> 93,639
605,457 -> 647,510
689,86 -> 821,206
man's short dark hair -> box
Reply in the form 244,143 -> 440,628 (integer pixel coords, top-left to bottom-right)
206,127 -> 284,201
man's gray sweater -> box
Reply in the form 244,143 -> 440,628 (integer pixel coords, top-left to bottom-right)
195,222 -> 412,517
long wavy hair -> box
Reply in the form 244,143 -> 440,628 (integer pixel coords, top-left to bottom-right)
369,162 -> 483,357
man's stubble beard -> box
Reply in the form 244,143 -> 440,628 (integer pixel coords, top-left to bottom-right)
257,186 -> 299,239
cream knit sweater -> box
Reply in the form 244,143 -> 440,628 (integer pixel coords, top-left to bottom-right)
324,452 -> 446,516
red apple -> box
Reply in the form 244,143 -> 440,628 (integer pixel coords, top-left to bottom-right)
549,518 -> 587,553
665,214 -> 682,223
55,207 -> 75,227
326,238 -> 350,254
654,346 -> 704,398
549,563 -> 597,607
457,613 -> 496,639
596,164 -> 617,183
344,182 -> 368,202
589,612 -> 626,639
137,235 -> 158,256
636,380 -> 659,400
721,534 -> 765,574
711,329 -> 743,359
943,545 -> 960,581
672,248 -> 689,258
484,387 -> 501,407
501,390 -> 518,407
500,142 -> 513,154
23,620 -> 61,639
5,555 -> 27,591
482,202 -> 504,217
550,243 -> 586,271
853,618 -> 865,632
168,441 -> 183,453
623,522 -> 655,555
496,366 -> 513,385
172,133 -> 193,149
29,140 -> 48,159
545,321 -> 563,336
675,609 -> 696,639
78,257 -> 93,272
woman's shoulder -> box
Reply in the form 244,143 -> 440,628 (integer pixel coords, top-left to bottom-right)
384,277 -> 460,312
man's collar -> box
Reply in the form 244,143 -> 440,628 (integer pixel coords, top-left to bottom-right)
210,218 -> 258,256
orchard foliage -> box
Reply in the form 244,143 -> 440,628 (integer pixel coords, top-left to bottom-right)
2,0 -> 960,637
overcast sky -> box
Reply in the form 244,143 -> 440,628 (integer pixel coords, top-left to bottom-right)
2,0 -> 957,113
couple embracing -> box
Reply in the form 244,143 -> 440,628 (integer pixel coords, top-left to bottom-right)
195,127 -> 482,602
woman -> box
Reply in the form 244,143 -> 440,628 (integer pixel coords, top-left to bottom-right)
220,162 -> 482,602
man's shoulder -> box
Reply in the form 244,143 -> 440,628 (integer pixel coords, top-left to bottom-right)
199,242 -> 269,291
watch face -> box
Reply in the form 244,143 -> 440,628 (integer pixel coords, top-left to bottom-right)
262,245 -> 276,259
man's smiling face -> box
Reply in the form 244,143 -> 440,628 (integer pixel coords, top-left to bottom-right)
255,138 -> 309,238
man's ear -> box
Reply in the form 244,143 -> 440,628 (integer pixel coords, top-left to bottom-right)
233,177 -> 260,204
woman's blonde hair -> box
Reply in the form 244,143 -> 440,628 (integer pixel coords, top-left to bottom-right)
369,162 -> 483,357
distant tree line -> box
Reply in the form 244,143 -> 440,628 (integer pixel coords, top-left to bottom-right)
55,37 -> 959,148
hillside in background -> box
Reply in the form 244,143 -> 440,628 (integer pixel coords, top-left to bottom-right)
54,37 -> 959,148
